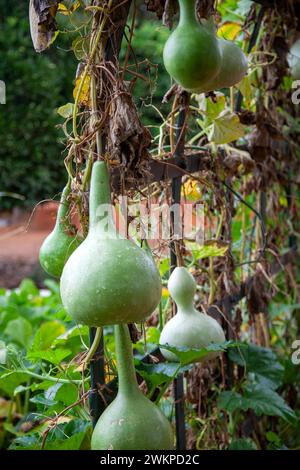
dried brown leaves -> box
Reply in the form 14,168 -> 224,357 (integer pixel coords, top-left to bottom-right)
29,0 -> 59,52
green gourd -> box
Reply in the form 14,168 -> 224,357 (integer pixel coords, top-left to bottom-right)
39,183 -> 82,278
160,267 -> 225,362
288,39 -> 300,80
91,323 -> 174,450
163,0 -> 222,92
60,162 -> 162,326
201,38 -> 248,92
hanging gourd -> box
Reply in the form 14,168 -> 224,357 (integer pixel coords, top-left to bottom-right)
39,183 -> 82,278
160,267 -> 225,362
288,38 -> 300,80
60,161 -> 162,326
201,38 -> 248,92
91,323 -> 174,450
163,0 -> 222,92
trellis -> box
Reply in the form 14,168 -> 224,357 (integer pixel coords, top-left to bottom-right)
84,0 -> 298,450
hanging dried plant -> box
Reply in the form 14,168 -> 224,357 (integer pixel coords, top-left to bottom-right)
29,0 -> 59,53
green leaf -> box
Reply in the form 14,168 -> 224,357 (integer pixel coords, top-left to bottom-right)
193,240 -> 229,260
19,279 -> 39,297
0,371 -> 28,397
266,431 -> 282,447
218,383 -> 297,424
145,327 -> 160,345
228,343 -> 284,389
283,358 -> 300,385
27,348 -> 72,366
229,438 -> 257,450
54,325 -> 89,345
236,0 -> 254,17
4,318 -> 33,348
44,432 -> 87,450
0,340 -> 7,364
204,94 -> 226,124
9,435 -> 39,450
55,383 -> 78,406
218,389 -> 244,412
30,394 -> 58,407
57,102 -> 74,118
237,75 -> 252,109
208,112 -> 245,144
159,258 -> 170,277
135,361 -> 190,387
31,321 -> 66,351
159,341 -> 242,366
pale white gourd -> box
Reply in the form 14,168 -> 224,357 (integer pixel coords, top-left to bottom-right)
160,267 -> 225,362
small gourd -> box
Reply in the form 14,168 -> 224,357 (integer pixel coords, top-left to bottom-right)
288,39 -> 300,80
39,183 -> 81,278
160,267 -> 225,362
163,0 -> 222,92
201,38 -> 248,92
60,162 -> 162,326
91,323 -> 174,450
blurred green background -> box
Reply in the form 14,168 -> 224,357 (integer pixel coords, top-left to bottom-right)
0,1 -> 169,209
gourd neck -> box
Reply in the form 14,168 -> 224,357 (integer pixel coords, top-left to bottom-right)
89,161 -> 115,235
56,182 -> 71,231
178,0 -> 199,28
115,324 -> 140,396
176,301 -> 195,314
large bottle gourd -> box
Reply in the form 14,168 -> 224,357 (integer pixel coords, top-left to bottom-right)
160,267 -> 225,362
39,183 -> 82,278
163,0 -> 222,92
91,323 -> 174,450
60,162 -> 162,326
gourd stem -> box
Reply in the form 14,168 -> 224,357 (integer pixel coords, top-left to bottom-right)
178,0 -> 198,27
56,182 -> 71,229
89,161 -> 114,231
114,324 -> 140,395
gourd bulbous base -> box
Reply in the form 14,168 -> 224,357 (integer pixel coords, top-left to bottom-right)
91,391 -> 174,450
60,235 -> 162,326
160,310 -> 226,362
163,26 -> 222,91
39,230 -> 81,278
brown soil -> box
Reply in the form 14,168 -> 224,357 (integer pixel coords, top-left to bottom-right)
0,203 -> 58,288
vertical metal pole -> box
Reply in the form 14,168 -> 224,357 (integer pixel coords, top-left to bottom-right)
170,92 -> 189,450
89,329 -> 105,428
